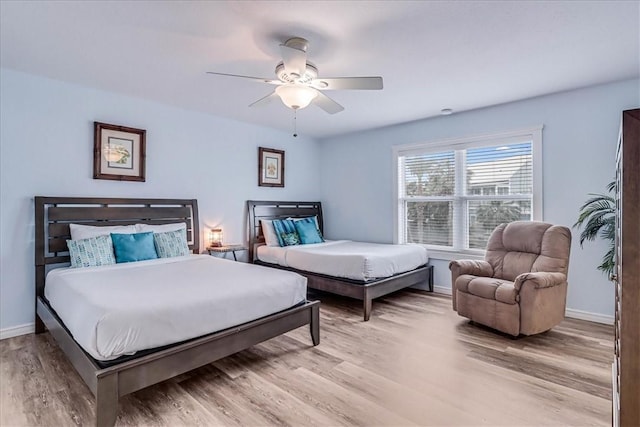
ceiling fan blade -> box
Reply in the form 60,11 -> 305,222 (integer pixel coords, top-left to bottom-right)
248,91 -> 279,108
206,71 -> 280,85
310,76 -> 383,90
312,91 -> 344,114
280,44 -> 307,76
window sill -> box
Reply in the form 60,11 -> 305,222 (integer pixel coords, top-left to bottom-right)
427,249 -> 485,262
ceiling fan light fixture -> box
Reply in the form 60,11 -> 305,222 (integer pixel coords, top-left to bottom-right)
275,85 -> 318,110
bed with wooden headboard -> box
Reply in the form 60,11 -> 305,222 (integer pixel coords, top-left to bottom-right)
34,196 -> 319,427
247,200 -> 433,321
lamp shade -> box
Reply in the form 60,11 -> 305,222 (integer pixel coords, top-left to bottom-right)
275,85 -> 318,110
209,228 -> 223,247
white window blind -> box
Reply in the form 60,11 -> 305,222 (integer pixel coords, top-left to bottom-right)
394,127 -> 542,254
400,151 -> 455,247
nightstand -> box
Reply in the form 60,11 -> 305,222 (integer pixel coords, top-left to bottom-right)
206,244 -> 248,261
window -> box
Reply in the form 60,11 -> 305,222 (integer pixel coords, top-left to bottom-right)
394,126 -> 542,255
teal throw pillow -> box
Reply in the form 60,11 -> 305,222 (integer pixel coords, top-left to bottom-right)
282,232 -> 301,246
294,217 -> 324,244
272,219 -> 299,247
154,229 -> 190,258
67,235 -> 116,268
111,232 -> 158,263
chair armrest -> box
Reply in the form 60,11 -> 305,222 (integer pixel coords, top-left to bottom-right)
449,260 -> 494,277
449,260 -> 493,311
514,272 -> 567,291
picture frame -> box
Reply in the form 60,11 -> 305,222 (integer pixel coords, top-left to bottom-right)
93,121 -> 146,182
258,147 -> 285,187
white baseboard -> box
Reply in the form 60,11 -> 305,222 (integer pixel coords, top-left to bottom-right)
433,285 -> 452,295
0,322 -> 35,340
564,308 -> 614,325
432,286 -> 613,325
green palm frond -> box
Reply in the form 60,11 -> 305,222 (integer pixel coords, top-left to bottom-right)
575,197 -> 615,220
601,220 -> 615,241
578,194 -> 615,208
577,212 -> 614,245
598,244 -> 615,274
573,180 -> 616,276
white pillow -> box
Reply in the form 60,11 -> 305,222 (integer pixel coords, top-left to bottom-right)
69,223 -> 136,241
136,222 -> 187,233
260,219 -> 280,247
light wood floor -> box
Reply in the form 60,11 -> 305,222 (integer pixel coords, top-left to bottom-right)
1,290 -> 613,426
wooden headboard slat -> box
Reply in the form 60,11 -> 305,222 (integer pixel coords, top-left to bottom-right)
48,206 -> 191,221
252,207 -> 319,217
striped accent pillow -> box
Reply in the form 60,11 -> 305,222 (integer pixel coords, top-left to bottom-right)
67,235 -> 116,268
153,229 -> 190,258
272,219 -> 300,247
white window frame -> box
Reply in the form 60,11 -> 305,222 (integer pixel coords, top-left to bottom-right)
392,126 -> 543,261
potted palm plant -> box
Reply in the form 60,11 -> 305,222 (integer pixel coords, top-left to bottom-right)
573,181 -> 616,276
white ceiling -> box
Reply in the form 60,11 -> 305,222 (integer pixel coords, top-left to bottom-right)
1,1 -> 638,139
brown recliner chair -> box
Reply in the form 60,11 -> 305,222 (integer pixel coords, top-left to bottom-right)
449,221 -> 571,336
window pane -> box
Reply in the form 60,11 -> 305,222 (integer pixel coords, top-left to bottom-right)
467,200 -> 532,249
403,152 -> 454,196
466,142 -> 532,196
406,201 -> 453,246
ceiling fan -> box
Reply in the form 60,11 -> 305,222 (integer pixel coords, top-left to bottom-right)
206,37 -> 383,115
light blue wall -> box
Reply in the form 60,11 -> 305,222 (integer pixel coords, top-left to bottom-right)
319,79 -> 640,318
2,69 -> 637,331
0,68 -> 321,331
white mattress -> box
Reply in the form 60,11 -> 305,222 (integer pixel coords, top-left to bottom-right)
45,255 -> 307,361
257,240 -> 428,281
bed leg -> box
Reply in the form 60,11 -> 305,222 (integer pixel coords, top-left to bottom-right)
96,374 -> 119,427
363,298 -> 372,322
35,315 -> 46,334
428,264 -> 434,292
310,303 -> 320,346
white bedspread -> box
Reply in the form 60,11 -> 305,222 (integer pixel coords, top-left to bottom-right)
45,255 -> 306,361
257,240 -> 428,281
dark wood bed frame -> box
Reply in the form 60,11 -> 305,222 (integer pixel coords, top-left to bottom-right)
247,200 -> 433,321
34,197 -> 320,427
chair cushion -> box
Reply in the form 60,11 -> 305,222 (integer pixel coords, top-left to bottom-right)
456,275 -> 518,304
485,221 -> 572,281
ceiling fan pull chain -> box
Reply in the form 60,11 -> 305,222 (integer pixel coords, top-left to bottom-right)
293,109 -> 298,138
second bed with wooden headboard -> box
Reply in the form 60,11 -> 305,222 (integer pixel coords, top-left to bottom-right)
248,200 -> 433,321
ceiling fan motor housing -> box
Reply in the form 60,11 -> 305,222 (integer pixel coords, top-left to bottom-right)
283,37 -> 309,52
275,62 -> 318,85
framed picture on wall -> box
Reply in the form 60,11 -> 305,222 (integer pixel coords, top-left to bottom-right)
258,147 -> 285,187
93,121 -> 146,182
